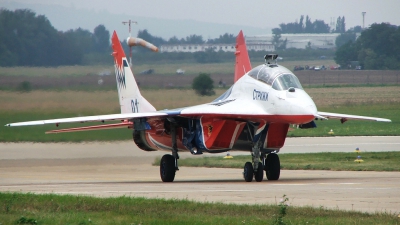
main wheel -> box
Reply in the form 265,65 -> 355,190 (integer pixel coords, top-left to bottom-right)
254,162 -> 264,182
160,154 -> 176,182
265,153 -> 280,180
243,162 -> 254,182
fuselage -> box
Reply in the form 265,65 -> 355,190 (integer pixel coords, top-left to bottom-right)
137,63 -> 317,153
232,63 -> 317,124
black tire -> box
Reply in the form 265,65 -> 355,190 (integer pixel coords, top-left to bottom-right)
254,162 -> 264,182
265,153 -> 280,180
243,162 -> 254,182
160,154 -> 176,182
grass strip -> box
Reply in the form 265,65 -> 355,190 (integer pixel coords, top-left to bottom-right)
0,192 -> 398,225
154,152 -> 400,172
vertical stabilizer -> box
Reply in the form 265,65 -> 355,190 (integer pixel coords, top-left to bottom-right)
234,30 -> 252,83
111,31 -> 156,113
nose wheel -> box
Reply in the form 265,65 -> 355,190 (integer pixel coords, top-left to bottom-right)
243,154 -> 280,182
243,162 -> 254,182
254,162 -> 264,182
243,162 -> 264,182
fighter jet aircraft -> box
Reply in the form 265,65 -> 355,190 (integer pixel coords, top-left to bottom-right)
6,30 -> 391,182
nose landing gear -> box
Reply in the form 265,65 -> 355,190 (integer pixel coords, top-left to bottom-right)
243,153 -> 280,182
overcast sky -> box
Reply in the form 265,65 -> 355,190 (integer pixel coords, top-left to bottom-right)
2,0 -> 400,38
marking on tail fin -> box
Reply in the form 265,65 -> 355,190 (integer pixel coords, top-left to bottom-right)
111,30 -> 157,113
115,60 -> 127,89
131,99 -> 139,113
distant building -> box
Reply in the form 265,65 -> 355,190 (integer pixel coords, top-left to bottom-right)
160,33 -> 359,52
247,33 -> 342,49
249,33 -> 361,49
160,44 -> 236,53
160,38 -> 275,53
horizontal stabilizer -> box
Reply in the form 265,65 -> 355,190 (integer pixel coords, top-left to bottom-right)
46,122 -> 133,134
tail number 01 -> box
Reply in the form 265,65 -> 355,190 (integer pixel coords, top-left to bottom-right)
131,99 -> 139,113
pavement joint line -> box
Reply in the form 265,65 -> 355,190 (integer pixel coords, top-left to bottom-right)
104,190 -> 254,193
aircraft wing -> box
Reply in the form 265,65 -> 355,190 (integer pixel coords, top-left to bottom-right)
5,112 -> 169,127
5,99 -> 273,132
159,99 -> 273,119
317,111 -> 391,122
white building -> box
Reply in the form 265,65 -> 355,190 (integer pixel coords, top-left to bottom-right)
160,39 -> 275,53
247,33 -> 343,49
159,33 -> 354,52
160,44 -> 236,53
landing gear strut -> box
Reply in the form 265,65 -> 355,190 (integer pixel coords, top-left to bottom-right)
243,123 -> 265,182
160,122 -> 179,182
242,122 -> 281,182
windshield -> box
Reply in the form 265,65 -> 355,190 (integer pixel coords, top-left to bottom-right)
248,65 -> 276,86
272,74 -> 303,91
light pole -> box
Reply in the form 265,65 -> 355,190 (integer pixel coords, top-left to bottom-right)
362,12 -> 366,29
122,20 -> 138,66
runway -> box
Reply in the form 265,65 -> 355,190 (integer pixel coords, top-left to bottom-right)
1,136 -> 399,213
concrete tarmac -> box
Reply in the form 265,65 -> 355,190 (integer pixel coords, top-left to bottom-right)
0,136 -> 399,213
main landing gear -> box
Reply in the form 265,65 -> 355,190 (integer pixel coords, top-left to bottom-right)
265,153 -> 280,180
160,122 -> 179,182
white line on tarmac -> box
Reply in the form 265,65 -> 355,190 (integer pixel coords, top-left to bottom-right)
106,190 -> 254,193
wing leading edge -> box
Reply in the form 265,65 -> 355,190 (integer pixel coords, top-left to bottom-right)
5,112 -> 169,127
317,111 -> 391,122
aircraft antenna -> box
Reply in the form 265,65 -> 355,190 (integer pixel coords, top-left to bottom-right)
122,20 -> 138,66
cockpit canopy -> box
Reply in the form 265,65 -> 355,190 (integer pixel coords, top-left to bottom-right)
248,64 -> 303,91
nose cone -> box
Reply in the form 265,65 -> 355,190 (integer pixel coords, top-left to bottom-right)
288,89 -> 318,123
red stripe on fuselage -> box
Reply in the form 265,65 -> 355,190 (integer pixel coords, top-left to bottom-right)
179,114 -> 315,125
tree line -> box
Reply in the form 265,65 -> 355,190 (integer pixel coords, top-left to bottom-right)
0,9 -> 110,67
335,23 -> 400,70
272,15 -> 351,35
0,9 -> 236,67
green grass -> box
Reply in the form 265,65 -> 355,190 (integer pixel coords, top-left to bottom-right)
0,192 -> 398,225
154,152 -> 400,172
